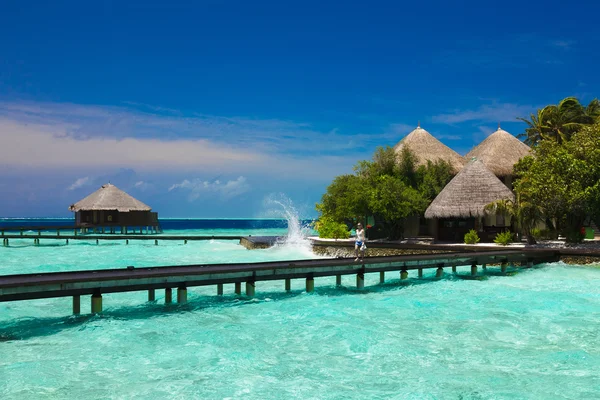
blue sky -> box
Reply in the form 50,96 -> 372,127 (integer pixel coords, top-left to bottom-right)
1,0 -> 599,218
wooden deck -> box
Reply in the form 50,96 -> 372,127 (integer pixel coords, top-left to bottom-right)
0,249 -> 560,303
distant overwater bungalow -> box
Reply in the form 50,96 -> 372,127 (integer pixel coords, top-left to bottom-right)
69,183 -> 160,234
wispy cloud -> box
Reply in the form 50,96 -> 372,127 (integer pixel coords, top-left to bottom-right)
169,176 -> 250,201
431,102 -> 536,124
68,177 -> 90,190
550,40 -> 576,50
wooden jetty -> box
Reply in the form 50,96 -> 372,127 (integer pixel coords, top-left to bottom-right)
1,233 -> 243,246
0,249 -> 560,315
0,224 -> 162,238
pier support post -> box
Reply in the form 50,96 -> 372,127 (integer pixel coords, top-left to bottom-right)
148,289 -> 155,302
91,293 -> 102,313
356,273 -> 364,290
380,271 -> 385,284
436,267 -> 444,278
336,275 -> 342,286
400,270 -> 408,280
217,283 -> 223,295
235,282 -> 242,295
482,263 -> 487,271
66,239 -> 69,245
177,287 -> 187,304
73,295 -> 80,315
96,239 -> 99,245
285,278 -> 291,292
155,239 -> 158,246
306,277 -> 314,293
527,261 -> 533,268
471,264 -> 477,276
501,261 -> 508,273
165,288 -> 172,304
184,240 -> 187,245
126,239 -> 129,245
246,281 -> 255,297
418,268 -> 423,278
452,265 -> 457,273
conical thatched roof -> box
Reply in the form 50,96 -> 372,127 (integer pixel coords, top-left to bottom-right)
393,126 -> 465,172
465,128 -> 531,176
69,184 -> 151,212
424,159 -> 515,219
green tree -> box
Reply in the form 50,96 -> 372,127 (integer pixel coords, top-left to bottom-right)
512,121 -> 600,243
518,97 -> 600,146
316,146 -> 454,240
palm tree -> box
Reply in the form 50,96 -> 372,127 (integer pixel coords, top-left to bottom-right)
485,190 -> 544,245
518,97 -> 595,146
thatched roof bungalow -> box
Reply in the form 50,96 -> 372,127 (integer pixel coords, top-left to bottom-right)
465,128 -> 531,179
69,184 -> 159,232
424,159 -> 515,241
393,126 -> 465,173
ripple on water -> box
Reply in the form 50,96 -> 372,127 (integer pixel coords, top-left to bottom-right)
1,241 -> 600,399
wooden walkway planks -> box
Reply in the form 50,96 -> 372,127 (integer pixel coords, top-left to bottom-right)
0,249 -> 560,302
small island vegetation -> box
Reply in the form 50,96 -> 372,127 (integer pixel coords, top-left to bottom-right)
316,146 -> 453,239
316,96 -> 600,245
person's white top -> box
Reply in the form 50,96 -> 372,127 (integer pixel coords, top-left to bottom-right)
355,228 -> 365,242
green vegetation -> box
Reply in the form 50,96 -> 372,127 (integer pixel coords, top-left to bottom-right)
494,231 -> 513,246
518,97 -> 600,146
464,229 -> 480,244
502,96 -> 600,244
313,217 -> 350,239
513,120 -> 600,243
316,146 -> 453,239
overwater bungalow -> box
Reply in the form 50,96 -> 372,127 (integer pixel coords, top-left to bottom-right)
464,127 -> 531,187
69,183 -> 160,233
424,159 -> 515,242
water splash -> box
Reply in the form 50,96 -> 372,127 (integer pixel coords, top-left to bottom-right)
261,193 -> 313,251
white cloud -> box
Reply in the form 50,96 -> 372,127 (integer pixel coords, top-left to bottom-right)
551,40 -> 575,50
431,103 -> 536,124
169,176 -> 250,201
68,177 -> 90,190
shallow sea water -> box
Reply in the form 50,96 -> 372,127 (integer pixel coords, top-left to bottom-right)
1,229 -> 600,399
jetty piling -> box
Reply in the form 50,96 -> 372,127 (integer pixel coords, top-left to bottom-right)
246,281 -> 255,296
73,295 -> 81,315
306,277 -> 314,293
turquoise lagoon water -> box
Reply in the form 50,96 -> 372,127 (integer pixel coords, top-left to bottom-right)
1,223 -> 600,399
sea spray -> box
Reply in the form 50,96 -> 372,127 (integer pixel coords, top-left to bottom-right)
261,193 -> 314,253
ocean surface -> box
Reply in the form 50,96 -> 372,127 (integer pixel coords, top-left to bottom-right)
1,218 -> 600,399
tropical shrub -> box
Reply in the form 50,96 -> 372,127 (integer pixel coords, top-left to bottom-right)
316,146 -> 454,240
494,231 -> 513,246
314,217 -> 350,239
464,229 -> 480,244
